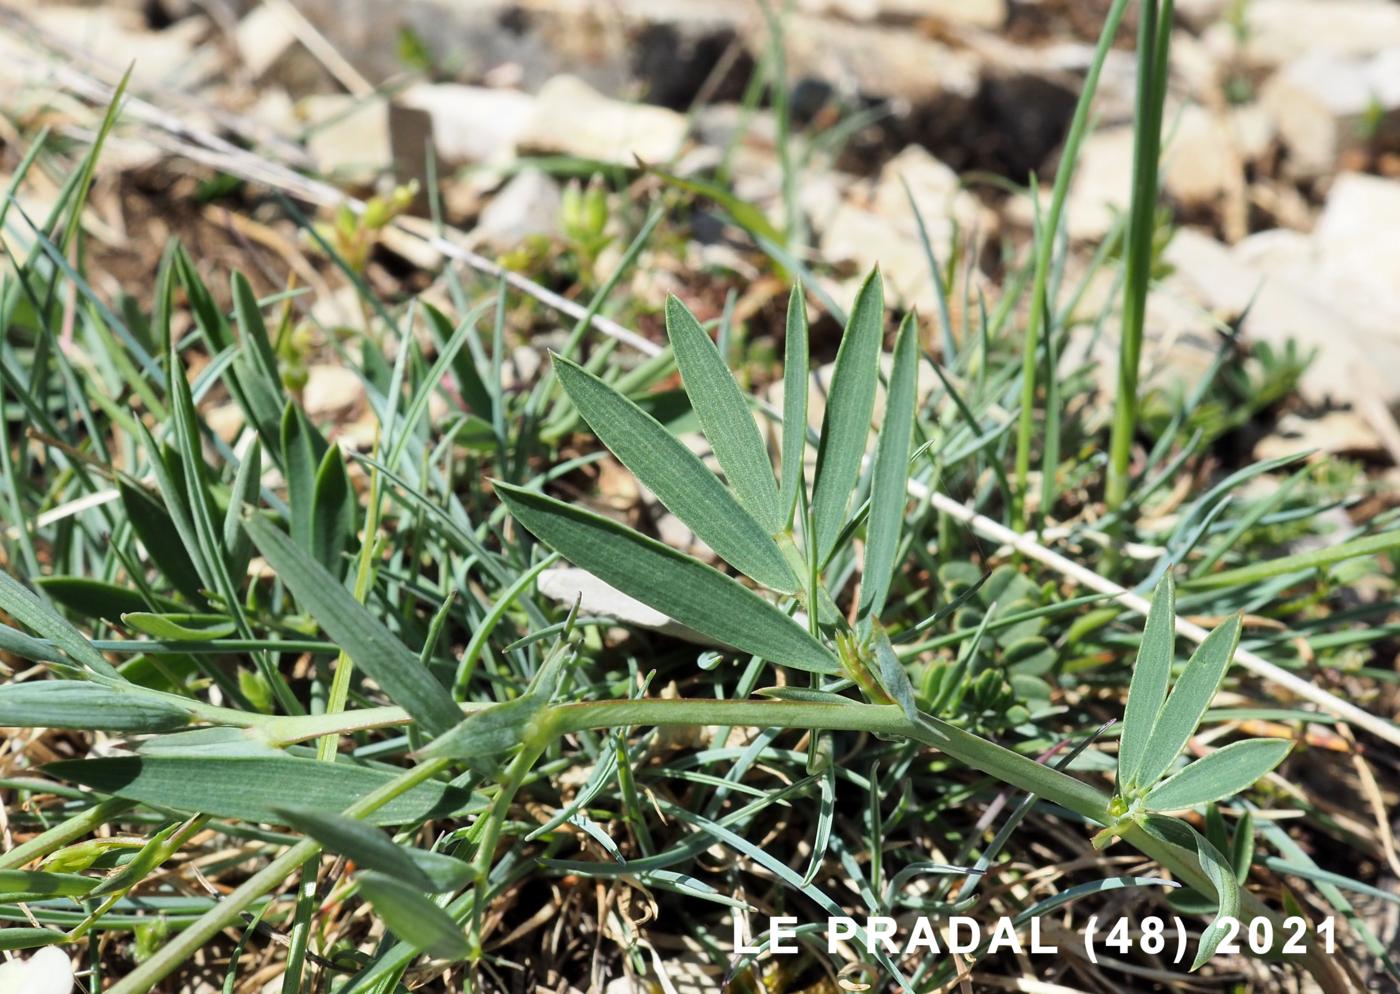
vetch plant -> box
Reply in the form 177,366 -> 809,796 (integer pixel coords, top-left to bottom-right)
1095,576 -> 1292,967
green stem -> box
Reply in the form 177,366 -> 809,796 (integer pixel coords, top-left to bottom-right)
104,757 -> 453,994
1012,0 -> 1133,531
0,797 -> 135,870
1105,0 -> 1172,517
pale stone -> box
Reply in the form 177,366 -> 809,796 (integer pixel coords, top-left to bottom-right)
1064,126 -> 1135,240
471,170 -> 562,248
1255,411 -> 1381,461
1164,228 -> 1400,408
1261,51 -> 1393,178
235,3 -> 298,79
302,364 -> 364,418
299,95 -> 391,179
518,75 -> 688,166
1314,172 -> 1400,332
0,947 -> 74,994
37,6 -> 213,87
1227,0 -> 1400,67
1164,104 -> 1237,205
397,84 -> 534,164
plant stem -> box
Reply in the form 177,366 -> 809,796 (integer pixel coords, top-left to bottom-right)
1105,0 -> 1172,517
0,797 -> 135,870
104,757 -> 453,994
1013,0 -> 1133,531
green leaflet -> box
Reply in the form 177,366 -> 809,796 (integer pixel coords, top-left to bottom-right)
666,296 -> 783,534
1135,616 -> 1242,788
496,482 -> 837,674
551,353 -> 796,593
1145,739 -> 1292,811
271,806 -> 471,893
779,286 -> 809,526
244,514 -> 463,737
121,613 -> 236,641
357,871 -> 471,960
0,570 -> 118,678
1118,576 -> 1175,789
811,269 -> 884,560
0,682 -> 190,732
1143,815 -> 1239,970
45,756 -> 471,826
858,311 -> 918,622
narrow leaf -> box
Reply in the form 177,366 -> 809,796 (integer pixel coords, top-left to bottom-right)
121,613 -> 236,641
496,482 -> 837,674
0,572 -> 117,678
1136,615 -> 1242,787
244,514 -> 462,736
35,577 -> 165,625
223,438 -> 261,582
1186,529 -> 1400,589
779,286 -> 809,525
0,682 -> 190,731
858,311 -> 918,621
272,806 -> 470,893
1145,738 -> 1291,811
45,756 -> 471,826
811,269 -> 884,559
280,403 -> 327,556
311,444 -> 356,576
1119,576 -> 1175,789
357,871 -> 471,960
118,479 -> 205,601
666,296 -> 783,533
551,353 -> 796,593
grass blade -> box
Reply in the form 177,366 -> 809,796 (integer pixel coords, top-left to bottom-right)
496,482 -> 837,674
551,353 -> 796,593
1136,615 -> 1242,788
666,296 -> 783,534
1118,575 -> 1174,789
1145,739 -> 1291,811
244,514 -> 462,736
858,312 -> 918,622
811,269 -> 884,559
1184,530 -> 1400,590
